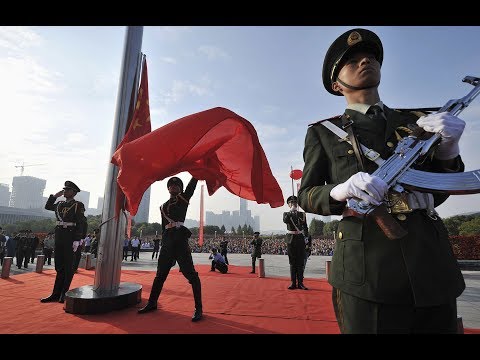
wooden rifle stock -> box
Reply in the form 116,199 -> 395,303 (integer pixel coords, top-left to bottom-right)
343,204 -> 408,240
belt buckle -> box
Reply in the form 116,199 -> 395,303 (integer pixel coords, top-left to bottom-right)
387,192 -> 413,214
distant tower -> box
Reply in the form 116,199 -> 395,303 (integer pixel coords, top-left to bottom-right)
75,190 -> 90,209
9,176 -> 46,209
240,198 -> 247,216
0,183 -> 10,207
134,186 -> 151,223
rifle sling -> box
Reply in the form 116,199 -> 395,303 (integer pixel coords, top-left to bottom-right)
342,115 -> 366,171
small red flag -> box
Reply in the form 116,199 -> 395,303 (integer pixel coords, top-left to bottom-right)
111,107 -> 284,215
290,169 -> 303,180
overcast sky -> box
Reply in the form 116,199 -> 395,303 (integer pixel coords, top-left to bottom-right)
1,26 -> 479,231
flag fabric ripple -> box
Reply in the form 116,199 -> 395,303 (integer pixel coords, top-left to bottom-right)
111,107 -> 284,215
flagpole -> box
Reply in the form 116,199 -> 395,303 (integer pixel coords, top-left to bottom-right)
198,182 -> 205,247
64,26 -> 143,314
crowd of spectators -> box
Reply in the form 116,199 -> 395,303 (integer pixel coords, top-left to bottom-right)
135,234 -> 335,256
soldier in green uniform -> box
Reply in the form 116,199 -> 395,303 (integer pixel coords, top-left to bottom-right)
250,231 -> 263,274
298,28 -> 466,333
283,195 -> 310,290
41,181 -> 87,304
137,176 -> 203,322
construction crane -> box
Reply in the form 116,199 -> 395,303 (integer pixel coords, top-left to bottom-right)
14,162 -> 47,176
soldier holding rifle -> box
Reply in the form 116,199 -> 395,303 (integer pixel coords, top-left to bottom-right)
298,28 -> 468,333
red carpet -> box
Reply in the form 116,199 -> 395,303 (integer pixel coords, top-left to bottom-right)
0,266 -> 478,334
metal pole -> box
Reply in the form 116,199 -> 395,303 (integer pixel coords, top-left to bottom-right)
94,26 -> 144,292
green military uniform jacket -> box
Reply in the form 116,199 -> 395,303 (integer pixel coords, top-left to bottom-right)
298,105 -> 465,306
251,237 -> 263,258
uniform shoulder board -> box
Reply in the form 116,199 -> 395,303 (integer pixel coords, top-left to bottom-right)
308,114 -> 343,127
393,107 -> 441,117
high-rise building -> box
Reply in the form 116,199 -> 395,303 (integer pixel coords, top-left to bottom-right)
75,190 -> 90,210
9,176 -> 46,209
134,187 -> 150,223
0,183 -> 10,207
205,198 -> 260,232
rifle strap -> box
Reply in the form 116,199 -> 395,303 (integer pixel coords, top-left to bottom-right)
342,114 -> 366,171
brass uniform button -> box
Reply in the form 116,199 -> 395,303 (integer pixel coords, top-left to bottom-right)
338,231 -> 343,240
386,141 -> 394,148
397,214 -> 407,221
347,149 -> 354,155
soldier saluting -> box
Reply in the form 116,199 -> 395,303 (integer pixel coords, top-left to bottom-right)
41,181 -> 87,304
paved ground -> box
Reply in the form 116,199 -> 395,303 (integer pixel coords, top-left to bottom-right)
4,252 -> 480,329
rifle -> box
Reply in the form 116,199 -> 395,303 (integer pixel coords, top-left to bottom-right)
345,76 -> 480,240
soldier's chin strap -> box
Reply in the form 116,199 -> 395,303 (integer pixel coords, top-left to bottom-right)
336,78 -> 380,91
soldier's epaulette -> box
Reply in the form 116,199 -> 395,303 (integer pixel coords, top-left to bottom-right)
308,114 -> 343,127
393,107 -> 440,117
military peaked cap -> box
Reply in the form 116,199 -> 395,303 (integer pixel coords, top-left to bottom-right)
63,180 -> 80,192
167,176 -> 183,189
254,231 -> 260,235
286,195 -> 298,204
323,28 -> 383,96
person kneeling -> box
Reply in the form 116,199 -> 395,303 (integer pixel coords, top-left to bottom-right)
209,248 -> 228,274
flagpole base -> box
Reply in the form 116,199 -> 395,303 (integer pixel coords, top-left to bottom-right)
64,282 -> 142,315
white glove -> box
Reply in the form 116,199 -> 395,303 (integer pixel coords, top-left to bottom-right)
330,172 -> 388,205
416,112 -> 465,160
73,241 -> 79,252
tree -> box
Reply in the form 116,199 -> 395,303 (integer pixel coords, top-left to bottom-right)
309,218 -> 325,236
237,225 -> 242,234
242,224 -> 248,234
444,214 -> 479,236
231,226 -> 236,234
220,225 -> 226,234
459,217 -> 480,235
247,225 -> 253,235
323,220 -> 339,237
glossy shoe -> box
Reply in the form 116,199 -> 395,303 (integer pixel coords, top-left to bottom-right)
288,283 -> 297,290
191,308 -> 203,322
138,301 -> 157,314
297,283 -> 309,290
40,294 -> 60,303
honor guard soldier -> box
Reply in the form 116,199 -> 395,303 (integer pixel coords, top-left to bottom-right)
250,232 -> 263,273
41,181 -> 88,304
298,28 -> 466,333
283,195 -> 310,290
15,230 -> 29,269
219,235 -> 229,265
138,176 -> 204,322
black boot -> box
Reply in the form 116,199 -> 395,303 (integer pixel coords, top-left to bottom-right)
288,266 -> 297,290
191,275 -> 203,322
40,294 -> 60,303
138,301 -> 157,314
297,266 -> 308,290
138,275 -> 164,314
250,258 -> 256,273
58,292 -> 66,303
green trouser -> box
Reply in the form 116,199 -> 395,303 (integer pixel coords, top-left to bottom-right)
332,288 -> 458,334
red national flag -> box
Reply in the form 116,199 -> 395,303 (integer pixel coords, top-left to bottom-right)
111,107 -> 284,215
116,57 -> 151,152
113,56 -> 151,216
